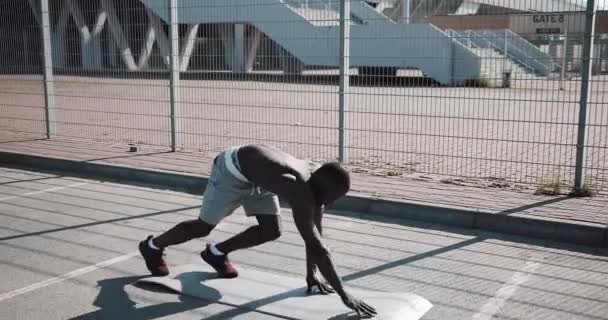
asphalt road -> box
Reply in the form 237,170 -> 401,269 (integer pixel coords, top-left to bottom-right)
0,167 -> 607,320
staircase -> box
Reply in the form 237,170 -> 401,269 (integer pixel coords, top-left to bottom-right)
447,29 -> 555,76
383,0 -> 466,22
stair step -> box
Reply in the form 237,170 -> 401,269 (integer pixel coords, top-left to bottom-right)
291,7 -> 340,26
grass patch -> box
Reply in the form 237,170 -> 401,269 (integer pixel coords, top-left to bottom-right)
570,177 -> 598,198
535,171 -> 565,196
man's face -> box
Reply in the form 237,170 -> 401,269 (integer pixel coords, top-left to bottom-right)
308,166 -> 350,206
315,182 -> 348,206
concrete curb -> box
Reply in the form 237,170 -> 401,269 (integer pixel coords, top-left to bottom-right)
1,151 -> 606,248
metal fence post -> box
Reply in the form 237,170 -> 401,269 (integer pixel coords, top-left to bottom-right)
169,0 -> 181,151
560,30 -> 568,91
574,0 -> 597,193
40,0 -> 55,139
503,29 -> 508,61
338,0 -> 350,162
402,0 -> 411,24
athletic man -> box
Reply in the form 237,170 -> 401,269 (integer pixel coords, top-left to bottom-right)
138,144 -> 376,317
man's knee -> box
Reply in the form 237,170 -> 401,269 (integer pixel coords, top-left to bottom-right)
258,216 -> 282,241
266,223 -> 282,241
180,219 -> 214,238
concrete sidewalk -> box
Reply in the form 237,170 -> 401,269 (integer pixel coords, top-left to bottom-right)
0,133 -> 607,247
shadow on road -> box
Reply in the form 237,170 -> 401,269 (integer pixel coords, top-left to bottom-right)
69,275 -> 219,320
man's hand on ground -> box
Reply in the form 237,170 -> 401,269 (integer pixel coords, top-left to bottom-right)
341,292 -> 377,318
306,273 -> 335,295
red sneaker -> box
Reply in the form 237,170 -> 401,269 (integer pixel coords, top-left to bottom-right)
201,244 -> 238,278
138,235 -> 169,276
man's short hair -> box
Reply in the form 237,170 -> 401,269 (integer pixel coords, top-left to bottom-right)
314,162 -> 351,190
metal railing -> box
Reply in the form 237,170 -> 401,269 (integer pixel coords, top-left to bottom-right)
0,0 -> 606,196
447,29 -> 556,75
447,29 -> 537,73
485,29 -> 556,75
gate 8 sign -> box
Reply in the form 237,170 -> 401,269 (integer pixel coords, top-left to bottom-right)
510,13 -> 584,37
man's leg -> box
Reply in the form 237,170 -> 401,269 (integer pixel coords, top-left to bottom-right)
140,155 -> 240,276
214,215 -> 282,254
138,219 -> 215,277
152,219 -> 215,248
201,189 -> 281,278
214,189 -> 282,254
201,215 -> 281,279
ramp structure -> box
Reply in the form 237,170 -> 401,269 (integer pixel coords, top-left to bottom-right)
137,263 -> 433,319
23,0 -> 554,85
141,0 -> 481,85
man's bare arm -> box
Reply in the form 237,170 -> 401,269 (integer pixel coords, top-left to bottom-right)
305,206 -> 334,294
270,173 -> 375,316
291,199 -> 376,317
306,207 -> 321,276
293,202 -> 346,296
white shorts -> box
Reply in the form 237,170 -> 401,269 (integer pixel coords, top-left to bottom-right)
199,147 -> 280,225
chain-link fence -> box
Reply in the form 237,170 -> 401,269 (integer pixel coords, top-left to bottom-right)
1,0 -> 606,194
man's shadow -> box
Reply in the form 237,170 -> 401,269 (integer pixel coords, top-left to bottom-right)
71,272 -> 221,320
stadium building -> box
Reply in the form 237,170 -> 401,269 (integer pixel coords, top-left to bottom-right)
1,0 -> 606,84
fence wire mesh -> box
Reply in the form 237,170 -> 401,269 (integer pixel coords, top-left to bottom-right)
0,0 -> 46,141
0,0 -> 606,195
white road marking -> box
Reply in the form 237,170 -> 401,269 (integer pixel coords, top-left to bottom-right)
472,260 -> 541,320
0,251 -> 139,302
0,182 -> 90,201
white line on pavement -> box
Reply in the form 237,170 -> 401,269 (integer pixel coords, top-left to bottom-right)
0,251 -> 139,302
0,182 -> 90,201
472,260 -> 541,320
